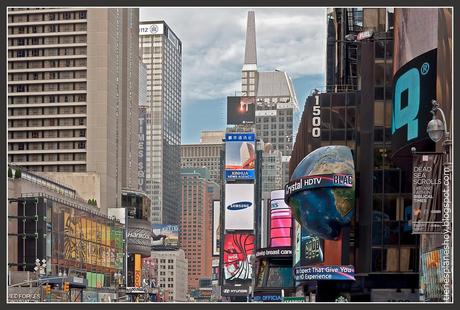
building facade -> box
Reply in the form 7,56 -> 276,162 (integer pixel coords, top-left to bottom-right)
8,165 -> 125,302
289,8 -> 422,302
180,168 -> 218,292
139,21 -> 182,225
149,249 -> 188,302
7,8 -> 140,213
181,142 -> 224,186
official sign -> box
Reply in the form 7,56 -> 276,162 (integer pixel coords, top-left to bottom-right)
294,265 -> 355,281
412,154 -> 443,234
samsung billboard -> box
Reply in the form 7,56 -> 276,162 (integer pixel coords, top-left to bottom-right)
224,184 -> 255,230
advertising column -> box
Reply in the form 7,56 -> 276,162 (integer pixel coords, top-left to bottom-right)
221,129 -> 256,300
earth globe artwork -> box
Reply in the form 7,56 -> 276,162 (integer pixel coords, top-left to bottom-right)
286,146 -> 355,240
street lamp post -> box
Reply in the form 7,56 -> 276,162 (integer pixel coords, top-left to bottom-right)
425,99 -> 452,302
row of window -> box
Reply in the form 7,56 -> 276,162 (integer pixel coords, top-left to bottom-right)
8,35 -> 87,47
10,47 -> 87,58
9,130 -> 87,142
10,82 -> 86,93
9,58 -> 87,70
10,153 -> 86,162
8,11 -> 87,23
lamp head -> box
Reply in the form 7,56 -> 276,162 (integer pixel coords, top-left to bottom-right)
427,118 -> 445,143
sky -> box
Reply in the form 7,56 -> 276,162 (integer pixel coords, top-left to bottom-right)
140,8 -> 327,144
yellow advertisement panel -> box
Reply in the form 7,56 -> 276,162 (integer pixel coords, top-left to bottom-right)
134,254 -> 142,288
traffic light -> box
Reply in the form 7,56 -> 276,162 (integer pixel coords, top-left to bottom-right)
63,282 -> 70,292
44,285 -> 51,295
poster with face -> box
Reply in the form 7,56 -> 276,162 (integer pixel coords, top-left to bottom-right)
223,233 -> 255,282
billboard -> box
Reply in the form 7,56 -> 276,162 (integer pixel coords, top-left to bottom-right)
224,183 -> 255,230
300,230 -> 324,266
212,201 -> 221,256
152,224 -> 179,248
127,218 -> 154,257
270,190 -> 292,247
294,265 -> 355,281
285,145 -> 355,240
225,133 -> 256,180
223,233 -> 255,282
134,254 -> 142,288
227,96 -> 255,125
420,248 -> 449,301
391,49 -> 437,158
412,154 -> 443,234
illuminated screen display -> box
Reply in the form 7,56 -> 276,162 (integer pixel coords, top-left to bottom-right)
270,190 -> 292,247
223,233 -> 255,282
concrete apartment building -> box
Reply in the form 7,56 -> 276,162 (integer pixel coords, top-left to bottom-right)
180,168 -> 218,292
150,249 -> 188,302
7,8 -> 140,213
241,11 -> 298,186
139,21 -> 182,225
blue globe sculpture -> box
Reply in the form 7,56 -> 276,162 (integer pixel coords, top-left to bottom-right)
287,146 -> 355,240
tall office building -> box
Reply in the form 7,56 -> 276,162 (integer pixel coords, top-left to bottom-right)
139,21 -> 182,225
241,11 -> 298,186
180,168 -> 218,292
7,8 -> 139,213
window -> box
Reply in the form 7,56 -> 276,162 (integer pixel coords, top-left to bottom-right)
63,12 -> 72,20
78,142 -> 85,149
79,11 -> 87,19
32,132 -> 39,138
16,50 -> 25,57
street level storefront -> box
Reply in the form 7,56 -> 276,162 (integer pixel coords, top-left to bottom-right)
8,188 -> 125,302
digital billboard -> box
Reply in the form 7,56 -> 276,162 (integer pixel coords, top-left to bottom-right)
227,96 -> 255,125
152,224 -> 179,248
223,233 -> 255,282
212,201 -> 221,256
285,145 -> 355,240
225,133 -> 256,181
224,183 -> 255,230
294,265 -> 355,281
270,190 -> 292,247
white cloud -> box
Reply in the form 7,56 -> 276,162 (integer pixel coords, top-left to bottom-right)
141,7 -> 326,103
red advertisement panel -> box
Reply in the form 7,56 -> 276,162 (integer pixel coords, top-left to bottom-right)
223,233 -> 255,282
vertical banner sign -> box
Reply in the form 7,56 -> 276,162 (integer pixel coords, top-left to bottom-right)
134,254 -> 142,288
213,201 -> 221,256
224,184 -> 255,230
138,107 -> 147,192
412,154 -> 443,234
270,190 -> 292,247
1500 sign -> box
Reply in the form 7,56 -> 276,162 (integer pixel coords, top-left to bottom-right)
312,95 -> 321,138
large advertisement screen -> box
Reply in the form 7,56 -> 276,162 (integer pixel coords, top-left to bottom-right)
223,233 -> 255,282
225,133 -> 256,181
152,224 -> 179,248
420,248 -> 449,302
391,49 -> 437,158
270,190 -> 292,247
227,96 -> 255,125
212,201 -> 221,256
412,154 -> 443,234
224,183 -> 255,230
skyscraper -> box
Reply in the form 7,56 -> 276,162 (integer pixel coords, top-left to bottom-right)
139,21 -> 182,225
180,167 -> 218,292
7,8 -> 140,213
241,11 -> 298,186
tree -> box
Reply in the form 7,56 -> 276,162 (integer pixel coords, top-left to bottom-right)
8,167 -> 13,178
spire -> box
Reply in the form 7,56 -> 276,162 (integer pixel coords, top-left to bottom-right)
243,11 -> 257,71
